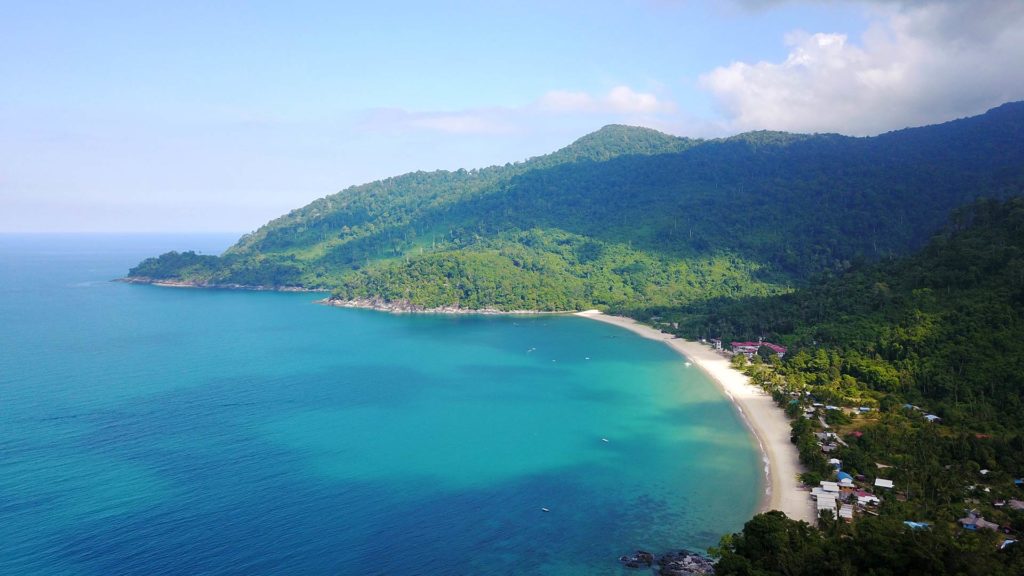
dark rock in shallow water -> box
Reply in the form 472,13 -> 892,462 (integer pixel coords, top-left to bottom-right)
619,550 -> 655,568
657,550 -> 715,575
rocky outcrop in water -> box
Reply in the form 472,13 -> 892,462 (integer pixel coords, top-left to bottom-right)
619,550 -> 655,568
619,549 -> 715,574
657,550 -> 715,575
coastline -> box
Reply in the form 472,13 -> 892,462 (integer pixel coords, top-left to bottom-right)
117,277 -> 320,292
574,310 -> 815,524
318,297 -> 569,315
122,275 -> 814,523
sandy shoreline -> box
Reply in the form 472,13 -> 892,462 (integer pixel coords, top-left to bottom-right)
575,311 -> 815,524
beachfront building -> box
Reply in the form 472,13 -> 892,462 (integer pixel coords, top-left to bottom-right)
730,340 -> 787,359
858,493 -> 881,507
838,504 -> 854,521
875,478 -> 894,489
817,494 -> 838,518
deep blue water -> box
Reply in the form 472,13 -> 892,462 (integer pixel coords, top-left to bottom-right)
0,234 -> 760,575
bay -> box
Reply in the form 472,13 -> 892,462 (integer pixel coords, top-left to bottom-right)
0,234 -> 760,575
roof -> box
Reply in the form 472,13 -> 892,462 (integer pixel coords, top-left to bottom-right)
817,495 -> 838,512
959,513 -> 1000,531
976,518 -> 1000,531
875,478 -> 894,489
837,471 -> 853,481
820,481 -> 840,492
903,521 -> 930,530
730,341 -> 787,354
839,505 -> 854,519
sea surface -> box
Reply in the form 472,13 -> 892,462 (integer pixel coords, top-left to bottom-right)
0,234 -> 760,575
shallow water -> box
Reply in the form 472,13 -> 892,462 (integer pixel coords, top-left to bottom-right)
0,234 -> 759,575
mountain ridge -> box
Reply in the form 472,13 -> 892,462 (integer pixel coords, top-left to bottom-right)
127,102 -> 1024,312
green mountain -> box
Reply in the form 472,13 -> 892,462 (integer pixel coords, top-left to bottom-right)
670,197 -> 1024,430
703,199 -> 1024,575
127,102 -> 1024,312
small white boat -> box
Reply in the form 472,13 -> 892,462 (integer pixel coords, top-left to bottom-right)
541,507 -> 550,512
684,362 -> 692,367
601,438 -> 609,443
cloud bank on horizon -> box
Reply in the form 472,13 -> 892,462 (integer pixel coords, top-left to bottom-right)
703,0 -> 1024,135
374,0 -> 1024,139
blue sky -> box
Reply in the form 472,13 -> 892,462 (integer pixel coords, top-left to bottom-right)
2,0 -> 1022,232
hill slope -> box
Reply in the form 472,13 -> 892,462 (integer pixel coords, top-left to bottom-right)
699,200 -> 1024,576
127,102 -> 1024,311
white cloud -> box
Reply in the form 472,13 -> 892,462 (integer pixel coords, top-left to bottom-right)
361,85 -> 678,136
408,114 -> 510,135
359,108 -> 515,135
537,90 -> 596,112
537,86 -> 674,114
701,0 -> 1024,135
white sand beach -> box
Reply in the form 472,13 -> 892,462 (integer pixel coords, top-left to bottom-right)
575,311 -> 815,524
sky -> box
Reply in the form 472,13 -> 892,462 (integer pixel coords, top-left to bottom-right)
2,0 -> 1022,233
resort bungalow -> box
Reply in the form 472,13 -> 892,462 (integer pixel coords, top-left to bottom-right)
730,341 -> 787,359
1009,499 -> 1024,511
858,494 -> 881,507
875,478 -> 894,489
838,504 -> 854,521
959,511 -> 1000,531
817,494 -> 838,517
903,521 -> 930,530
924,414 -> 942,423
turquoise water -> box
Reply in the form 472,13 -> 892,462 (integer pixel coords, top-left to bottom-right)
0,235 -> 760,575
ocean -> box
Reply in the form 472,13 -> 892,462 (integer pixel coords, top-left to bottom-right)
0,234 -> 760,575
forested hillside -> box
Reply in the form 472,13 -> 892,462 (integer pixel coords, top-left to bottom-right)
666,199 -> 1024,575
667,198 -> 1024,430
128,102 -> 1024,311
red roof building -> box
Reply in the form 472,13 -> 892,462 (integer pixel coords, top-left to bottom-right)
731,341 -> 787,358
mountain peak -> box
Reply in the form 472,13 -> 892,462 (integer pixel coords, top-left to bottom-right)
555,124 -> 696,162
